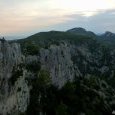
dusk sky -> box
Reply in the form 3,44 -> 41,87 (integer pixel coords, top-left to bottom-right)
0,0 -> 115,38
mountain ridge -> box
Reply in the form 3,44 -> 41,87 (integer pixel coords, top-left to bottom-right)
0,27 -> 115,115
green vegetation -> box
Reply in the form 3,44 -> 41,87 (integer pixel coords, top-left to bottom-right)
56,103 -> 68,115
20,41 -> 40,55
26,69 -> 51,115
25,72 -> 115,115
18,31 -> 94,52
26,61 -> 41,73
38,70 -> 51,87
9,65 -> 23,86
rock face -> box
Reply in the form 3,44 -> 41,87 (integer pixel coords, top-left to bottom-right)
0,36 -> 115,114
40,43 -> 75,87
40,42 -> 115,86
0,40 -> 30,115
0,40 -> 22,79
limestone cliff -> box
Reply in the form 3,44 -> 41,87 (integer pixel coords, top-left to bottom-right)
0,34 -> 115,114
0,40 -> 30,115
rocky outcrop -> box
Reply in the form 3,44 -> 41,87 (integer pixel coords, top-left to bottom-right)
0,37 -> 115,114
40,42 -> 115,86
0,40 -> 29,115
40,43 -> 75,87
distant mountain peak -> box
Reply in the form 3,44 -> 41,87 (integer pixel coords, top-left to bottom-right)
67,27 -> 96,37
101,31 -> 115,39
67,27 -> 86,32
104,31 -> 115,37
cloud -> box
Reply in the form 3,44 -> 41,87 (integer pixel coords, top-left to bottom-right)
0,9 -> 71,35
51,9 -> 115,33
0,0 -> 115,36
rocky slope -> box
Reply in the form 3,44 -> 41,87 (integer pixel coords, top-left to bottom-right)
0,39 -> 30,115
0,28 -> 115,114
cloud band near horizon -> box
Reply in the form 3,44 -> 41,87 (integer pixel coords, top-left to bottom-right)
0,0 -> 115,36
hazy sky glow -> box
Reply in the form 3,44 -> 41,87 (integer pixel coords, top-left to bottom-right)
0,0 -> 115,37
